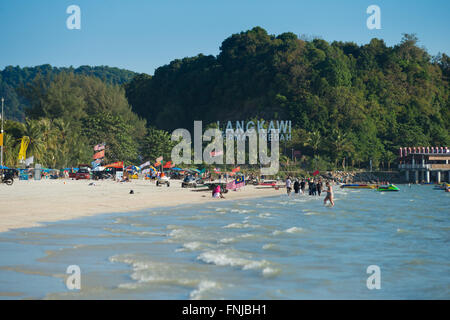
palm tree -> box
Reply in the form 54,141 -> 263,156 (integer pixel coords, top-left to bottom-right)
305,130 -> 322,169
23,119 -> 45,165
383,151 -> 396,171
305,130 -> 322,157
330,128 -> 354,170
3,133 -> 19,167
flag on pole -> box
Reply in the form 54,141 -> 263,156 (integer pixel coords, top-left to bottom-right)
235,175 -> 245,189
163,161 -> 173,169
91,160 -> 100,168
232,166 -> 240,173
140,161 -> 151,169
293,150 -> 301,157
93,150 -> 105,159
104,161 -> 124,168
94,143 -> 105,151
312,170 -> 320,176
25,156 -> 34,166
226,180 -> 236,190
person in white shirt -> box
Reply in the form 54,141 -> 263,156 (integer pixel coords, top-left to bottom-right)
285,176 -> 292,196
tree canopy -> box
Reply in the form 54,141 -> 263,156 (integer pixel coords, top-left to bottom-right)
125,27 -> 449,168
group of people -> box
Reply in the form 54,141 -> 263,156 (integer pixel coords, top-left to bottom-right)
285,176 -> 334,207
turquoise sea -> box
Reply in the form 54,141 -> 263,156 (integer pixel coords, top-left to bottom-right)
0,185 -> 448,299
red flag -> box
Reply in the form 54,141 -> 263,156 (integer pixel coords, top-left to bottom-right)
104,161 -> 123,168
93,150 -> 105,159
163,161 -> 173,169
312,170 -> 319,176
232,166 -> 240,173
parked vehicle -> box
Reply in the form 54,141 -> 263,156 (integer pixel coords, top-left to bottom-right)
181,175 -> 201,188
1,170 -> 14,185
92,171 -> 112,180
156,173 -> 170,187
75,168 -> 91,180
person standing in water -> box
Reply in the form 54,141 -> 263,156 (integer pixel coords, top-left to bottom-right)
317,179 -> 323,196
300,179 -> 306,195
311,180 -> 317,196
293,179 -> 300,195
286,176 -> 292,196
324,181 -> 334,207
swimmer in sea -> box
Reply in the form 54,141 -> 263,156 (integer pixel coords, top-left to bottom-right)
324,181 -> 334,207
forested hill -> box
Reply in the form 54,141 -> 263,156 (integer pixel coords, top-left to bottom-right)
125,26 -> 449,164
0,65 -> 136,121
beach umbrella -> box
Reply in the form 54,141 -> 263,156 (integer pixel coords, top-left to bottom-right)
0,165 -> 9,169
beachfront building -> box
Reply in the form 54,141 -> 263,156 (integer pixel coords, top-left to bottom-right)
398,147 -> 450,183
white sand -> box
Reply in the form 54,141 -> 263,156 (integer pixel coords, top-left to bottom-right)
0,178 -> 283,233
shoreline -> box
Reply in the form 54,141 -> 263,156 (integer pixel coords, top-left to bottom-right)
0,179 -> 284,233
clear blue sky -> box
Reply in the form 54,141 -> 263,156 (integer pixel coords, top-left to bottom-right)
0,0 -> 448,74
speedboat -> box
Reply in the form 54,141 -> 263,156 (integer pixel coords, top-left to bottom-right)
376,184 -> 400,192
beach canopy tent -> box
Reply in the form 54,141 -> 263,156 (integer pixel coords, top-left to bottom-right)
189,168 -> 201,174
171,167 -> 183,171
125,165 -> 140,172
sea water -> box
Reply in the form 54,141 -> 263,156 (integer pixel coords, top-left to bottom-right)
0,185 -> 448,299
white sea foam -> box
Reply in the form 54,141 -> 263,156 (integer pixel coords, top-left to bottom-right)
223,223 -> 260,229
272,227 -> 305,235
197,249 -> 273,277
176,241 -> 214,252
111,254 -> 199,287
219,237 -> 236,244
189,280 -> 221,300
262,267 -> 281,278
257,213 -> 272,218
230,209 -> 255,214
262,243 -> 278,251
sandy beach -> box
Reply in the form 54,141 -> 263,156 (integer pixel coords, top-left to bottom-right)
0,179 -> 283,233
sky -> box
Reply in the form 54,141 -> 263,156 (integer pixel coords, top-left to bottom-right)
0,0 -> 448,75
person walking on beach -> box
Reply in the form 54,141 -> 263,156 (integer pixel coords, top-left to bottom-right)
293,179 -> 300,194
324,182 -> 334,207
286,176 -> 292,196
